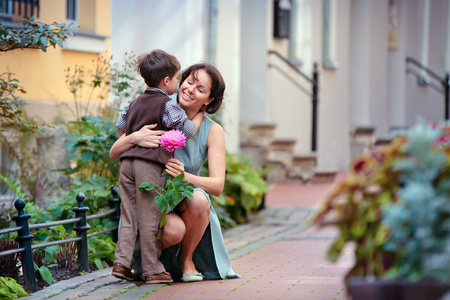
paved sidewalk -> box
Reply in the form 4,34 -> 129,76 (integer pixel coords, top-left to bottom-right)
24,178 -> 353,300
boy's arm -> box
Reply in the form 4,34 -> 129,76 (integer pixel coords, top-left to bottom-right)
115,105 -> 129,133
163,98 -> 196,138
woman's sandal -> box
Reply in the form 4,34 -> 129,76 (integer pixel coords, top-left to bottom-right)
182,271 -> 204,282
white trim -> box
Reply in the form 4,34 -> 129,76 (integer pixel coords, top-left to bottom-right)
289,0 -> 305,65
63,34 -> 107,53
322,0 -> 339,69
445,0 -> 450,73
419,0 -> 430,82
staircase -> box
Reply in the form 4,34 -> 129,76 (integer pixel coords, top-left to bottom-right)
240,123 -> 333,184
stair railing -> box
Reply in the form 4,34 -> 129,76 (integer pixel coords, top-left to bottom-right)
406,56 -> 450,120
268,50 -> 319,152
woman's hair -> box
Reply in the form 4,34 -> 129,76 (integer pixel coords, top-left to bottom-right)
180,63 -> 225,114
136,49 -> 180,87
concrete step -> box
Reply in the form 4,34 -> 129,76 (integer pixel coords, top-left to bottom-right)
269,139 -> 296,152
292,154 -> 317,168
311,171 -> 337,184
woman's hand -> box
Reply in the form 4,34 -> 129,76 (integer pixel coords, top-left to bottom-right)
165,158 -> 185,179
110,124 -> 165,160
133,124 -> 165,148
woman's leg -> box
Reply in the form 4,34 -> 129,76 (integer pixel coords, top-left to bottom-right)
161,212 -> 186,249
175,191 -> 211,273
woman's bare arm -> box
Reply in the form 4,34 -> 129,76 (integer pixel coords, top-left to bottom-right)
165,123 -> 226,197
109,124 -> 165,160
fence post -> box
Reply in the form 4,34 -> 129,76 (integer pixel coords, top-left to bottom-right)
109,186 -> 121,243
73,193 -> 89,272
12,199 -> 37,292
311,63 -> 319,152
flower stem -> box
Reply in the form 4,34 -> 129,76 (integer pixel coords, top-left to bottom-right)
157,199 -> 169,240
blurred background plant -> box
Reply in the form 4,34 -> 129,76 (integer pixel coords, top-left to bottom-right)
313,120 -> 450,284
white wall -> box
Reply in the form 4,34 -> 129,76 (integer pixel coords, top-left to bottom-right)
240,0 -> 269,124
111,0 -> 241,154
111,0 -> 208,70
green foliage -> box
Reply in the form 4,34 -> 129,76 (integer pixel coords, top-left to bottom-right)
34,262 -> 52,285
0,277 -> 29,299
0,73 -> 40,132
0,16 -> 71,132
0,16 -> 72,52
213,154 -> 268,224
140,173 -> 194,240
60,115 -> 120,180
87,234 -> 116,270
382,123 -> 450,282
313,120 -> 450,283
0,16 -> 71,203
0,173 -> 27,200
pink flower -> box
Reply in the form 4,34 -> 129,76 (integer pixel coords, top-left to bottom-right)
160,130 -> 186,152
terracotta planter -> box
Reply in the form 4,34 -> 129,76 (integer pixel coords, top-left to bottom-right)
347,277 -> 450,300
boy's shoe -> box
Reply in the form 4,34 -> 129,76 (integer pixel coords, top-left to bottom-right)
144,271 -> 173,284
112,263 -> 134,281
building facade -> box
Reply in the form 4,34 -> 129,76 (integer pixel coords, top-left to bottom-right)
111,0 -> 450,173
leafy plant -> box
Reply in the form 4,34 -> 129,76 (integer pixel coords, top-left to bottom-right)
313,120 -> 450,283
139,173 -> 194,240
33,250 -> 52,285
0,16 -> 71,203
0,277 -> 29,299
0,16 -> 72,52
87,233 -> 116,270
214,154 -> 268,224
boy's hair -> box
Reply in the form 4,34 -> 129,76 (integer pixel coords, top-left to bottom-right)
136,49 -> 181,87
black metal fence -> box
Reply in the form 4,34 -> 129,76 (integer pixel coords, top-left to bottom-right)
0,186 -> 120,292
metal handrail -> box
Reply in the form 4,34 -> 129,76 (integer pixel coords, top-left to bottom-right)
406,56 -> 449,120
268,50 -> 319,152
268,50 -> 315,84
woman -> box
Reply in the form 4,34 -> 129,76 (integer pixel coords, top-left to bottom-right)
110,63 -> 239,282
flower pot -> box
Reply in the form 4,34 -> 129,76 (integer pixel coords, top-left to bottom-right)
347,277 -> 400,300
400,279 -> 450,300
346,277 -> 450,300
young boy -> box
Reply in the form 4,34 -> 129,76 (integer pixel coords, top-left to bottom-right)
112,49 -> 201,284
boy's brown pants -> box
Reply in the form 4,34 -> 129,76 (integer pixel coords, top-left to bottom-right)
114,158 -> 166,277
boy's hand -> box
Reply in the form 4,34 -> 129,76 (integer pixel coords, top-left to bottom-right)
134,124 -> 165,148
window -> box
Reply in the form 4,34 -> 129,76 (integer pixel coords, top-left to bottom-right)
322,0 -> 339,69
67,0 -> 78,23
0,0 -> 13,21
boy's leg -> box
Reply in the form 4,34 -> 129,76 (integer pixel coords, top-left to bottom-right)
113,159 -> 138,276
134,160 -> 167,278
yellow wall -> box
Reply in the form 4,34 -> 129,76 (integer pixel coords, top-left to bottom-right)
0,0 -> 111,123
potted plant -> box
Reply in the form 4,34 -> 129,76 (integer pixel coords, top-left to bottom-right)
312,121 -> 450,300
